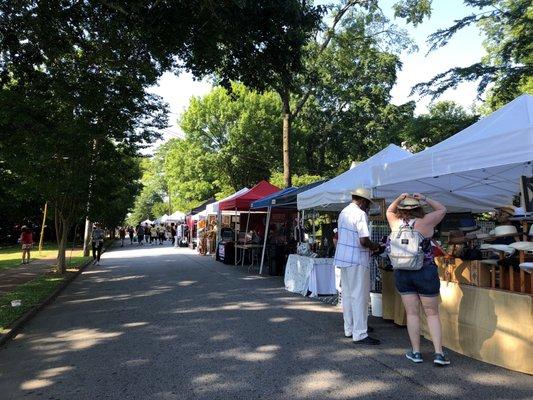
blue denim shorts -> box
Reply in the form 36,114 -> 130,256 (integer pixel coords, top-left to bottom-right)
394,260 -> 440,297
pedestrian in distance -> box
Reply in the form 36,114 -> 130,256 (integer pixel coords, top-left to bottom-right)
128,226 -> 135,244
119,226 -> 126,247
386,193 -> 449,366
334,188 -> 383,345
19,225 -> 33,264
158,224 -> 165,245
144,223 -> 151,244
150,224 -> 158,244
137,224 -> 144,245
91,223 -> 105,266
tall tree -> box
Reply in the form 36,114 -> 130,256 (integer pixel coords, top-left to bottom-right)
1,1 -> 323,270
180,83 -> 282,189
413,0 -> 533,109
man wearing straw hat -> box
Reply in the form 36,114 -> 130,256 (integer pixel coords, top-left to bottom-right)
334,188 -> 382,345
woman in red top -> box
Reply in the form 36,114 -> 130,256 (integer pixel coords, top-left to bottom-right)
20,226 -> 33,264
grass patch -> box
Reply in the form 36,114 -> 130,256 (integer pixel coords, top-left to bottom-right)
0,243 -> 85,272
0,257 -> 91,333
0,274 -> 66,333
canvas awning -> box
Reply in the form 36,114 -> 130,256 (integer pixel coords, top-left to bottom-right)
206,188 -> 250,214
297,144 -> 412,211
218,181 -> 280,211
372,94 -> 533,212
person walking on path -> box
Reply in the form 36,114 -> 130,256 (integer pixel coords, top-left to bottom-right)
119,227 -> 126,247
386,193 -> 449,366
19,225 -> 33,264
137,224 -> 144,245
144,223 -> 151,244
158,224 -> 165,245
128,226 -> 135,244
334,188 -> 382,345
149,224 -> 157,244
91,223 -> 105,265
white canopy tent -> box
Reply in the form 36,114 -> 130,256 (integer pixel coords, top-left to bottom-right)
206,188 -> 250,215
297,144 -> 412,211
167,211 -> 186,222
372,94 -> 533,212
158,214 -> 170,223
141,219 -> 153,225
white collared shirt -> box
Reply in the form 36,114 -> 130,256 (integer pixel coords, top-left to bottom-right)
333,203 -> 371,268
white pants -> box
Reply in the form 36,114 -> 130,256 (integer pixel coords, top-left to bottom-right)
339,266 -> 370,341
174,236 -> 179,247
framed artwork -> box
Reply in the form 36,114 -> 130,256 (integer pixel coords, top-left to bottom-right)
369,198 -> 386,221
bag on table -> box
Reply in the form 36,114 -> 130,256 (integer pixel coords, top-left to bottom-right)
388,219 -> 425,271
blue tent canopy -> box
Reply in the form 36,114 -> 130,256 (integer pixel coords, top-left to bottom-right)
271,180 -> 325,207
250,187 -> 297,209
250,181 -> 326,209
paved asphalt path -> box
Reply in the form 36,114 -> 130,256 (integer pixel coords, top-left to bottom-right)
0,244 -> 532,400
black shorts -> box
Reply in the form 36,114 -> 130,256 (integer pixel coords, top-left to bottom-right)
394,260 -> 440,297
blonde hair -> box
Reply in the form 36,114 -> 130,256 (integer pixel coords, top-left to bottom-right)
396,207 -> 425,220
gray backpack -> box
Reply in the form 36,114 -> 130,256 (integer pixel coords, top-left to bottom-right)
388,219 -> 425,271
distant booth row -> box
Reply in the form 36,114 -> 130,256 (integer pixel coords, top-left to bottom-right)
183,95 -> 533,374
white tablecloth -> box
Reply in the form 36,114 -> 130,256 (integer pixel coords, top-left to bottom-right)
284,254 -> 337,297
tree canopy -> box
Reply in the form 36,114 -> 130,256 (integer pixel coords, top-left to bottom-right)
413,0 -> 532,109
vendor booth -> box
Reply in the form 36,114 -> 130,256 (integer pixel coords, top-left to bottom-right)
216,181 -> 280,266
287,145 -> 413,299
372,94 -> 533,374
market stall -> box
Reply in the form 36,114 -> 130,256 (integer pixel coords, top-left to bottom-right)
372,94 -> 533,374
288,145 -> 413,298
216,181 -> 280,265
251,181 -> 325,276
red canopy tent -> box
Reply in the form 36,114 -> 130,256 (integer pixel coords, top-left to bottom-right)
218,180 -> 280,211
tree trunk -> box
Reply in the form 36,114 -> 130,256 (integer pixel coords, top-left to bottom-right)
281,93 -> 292,188
55,206 -> 71,274
82,218 -> 92,257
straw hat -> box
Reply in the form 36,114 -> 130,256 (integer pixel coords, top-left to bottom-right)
350,188 -> 373,203
397,197 -> 421,210
492,225 -> 519,237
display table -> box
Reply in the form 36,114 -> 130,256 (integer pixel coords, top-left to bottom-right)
284,254 -> 336,297
382,265 -> 533,374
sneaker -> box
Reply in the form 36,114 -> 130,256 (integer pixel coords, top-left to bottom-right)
96,261 -> 100,266
434,353 -> 451,366
353,336 -> 380,345
406,351 -> 423,363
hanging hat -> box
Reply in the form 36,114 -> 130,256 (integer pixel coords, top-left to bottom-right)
492,225 -> 519,237
350,188 -> 373,203
397,197 -> 421,210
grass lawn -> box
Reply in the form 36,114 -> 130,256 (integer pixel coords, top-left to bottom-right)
0,262 -> 91,333
0,243 -> 86,272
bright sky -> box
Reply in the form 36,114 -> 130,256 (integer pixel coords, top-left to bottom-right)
147,0 -> 486,151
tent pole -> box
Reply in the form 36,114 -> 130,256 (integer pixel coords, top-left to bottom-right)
234,207 -> 238,265
312,210 -> 316,244
242,211 -> 251,267
302,210 -> 305,243
259,206 -> 271,275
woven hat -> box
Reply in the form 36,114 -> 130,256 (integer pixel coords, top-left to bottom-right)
350,188 -> 373,203
397,197 -> 421,210
492,225 -> 518,237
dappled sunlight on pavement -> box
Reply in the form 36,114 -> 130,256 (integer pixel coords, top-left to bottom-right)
0,244 -> 531,399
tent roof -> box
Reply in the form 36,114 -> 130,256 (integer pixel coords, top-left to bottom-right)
297,144 -> 412,211
250,187 -> 297,209
190,197 -> 216,215
206,188 -> 249,214
219,180 -> 280,211
372,94 -> 533,212
253,180 -> 326,209
168,211 -> 186,221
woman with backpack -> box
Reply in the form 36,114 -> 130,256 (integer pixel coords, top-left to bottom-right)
386,193 -> 449,366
